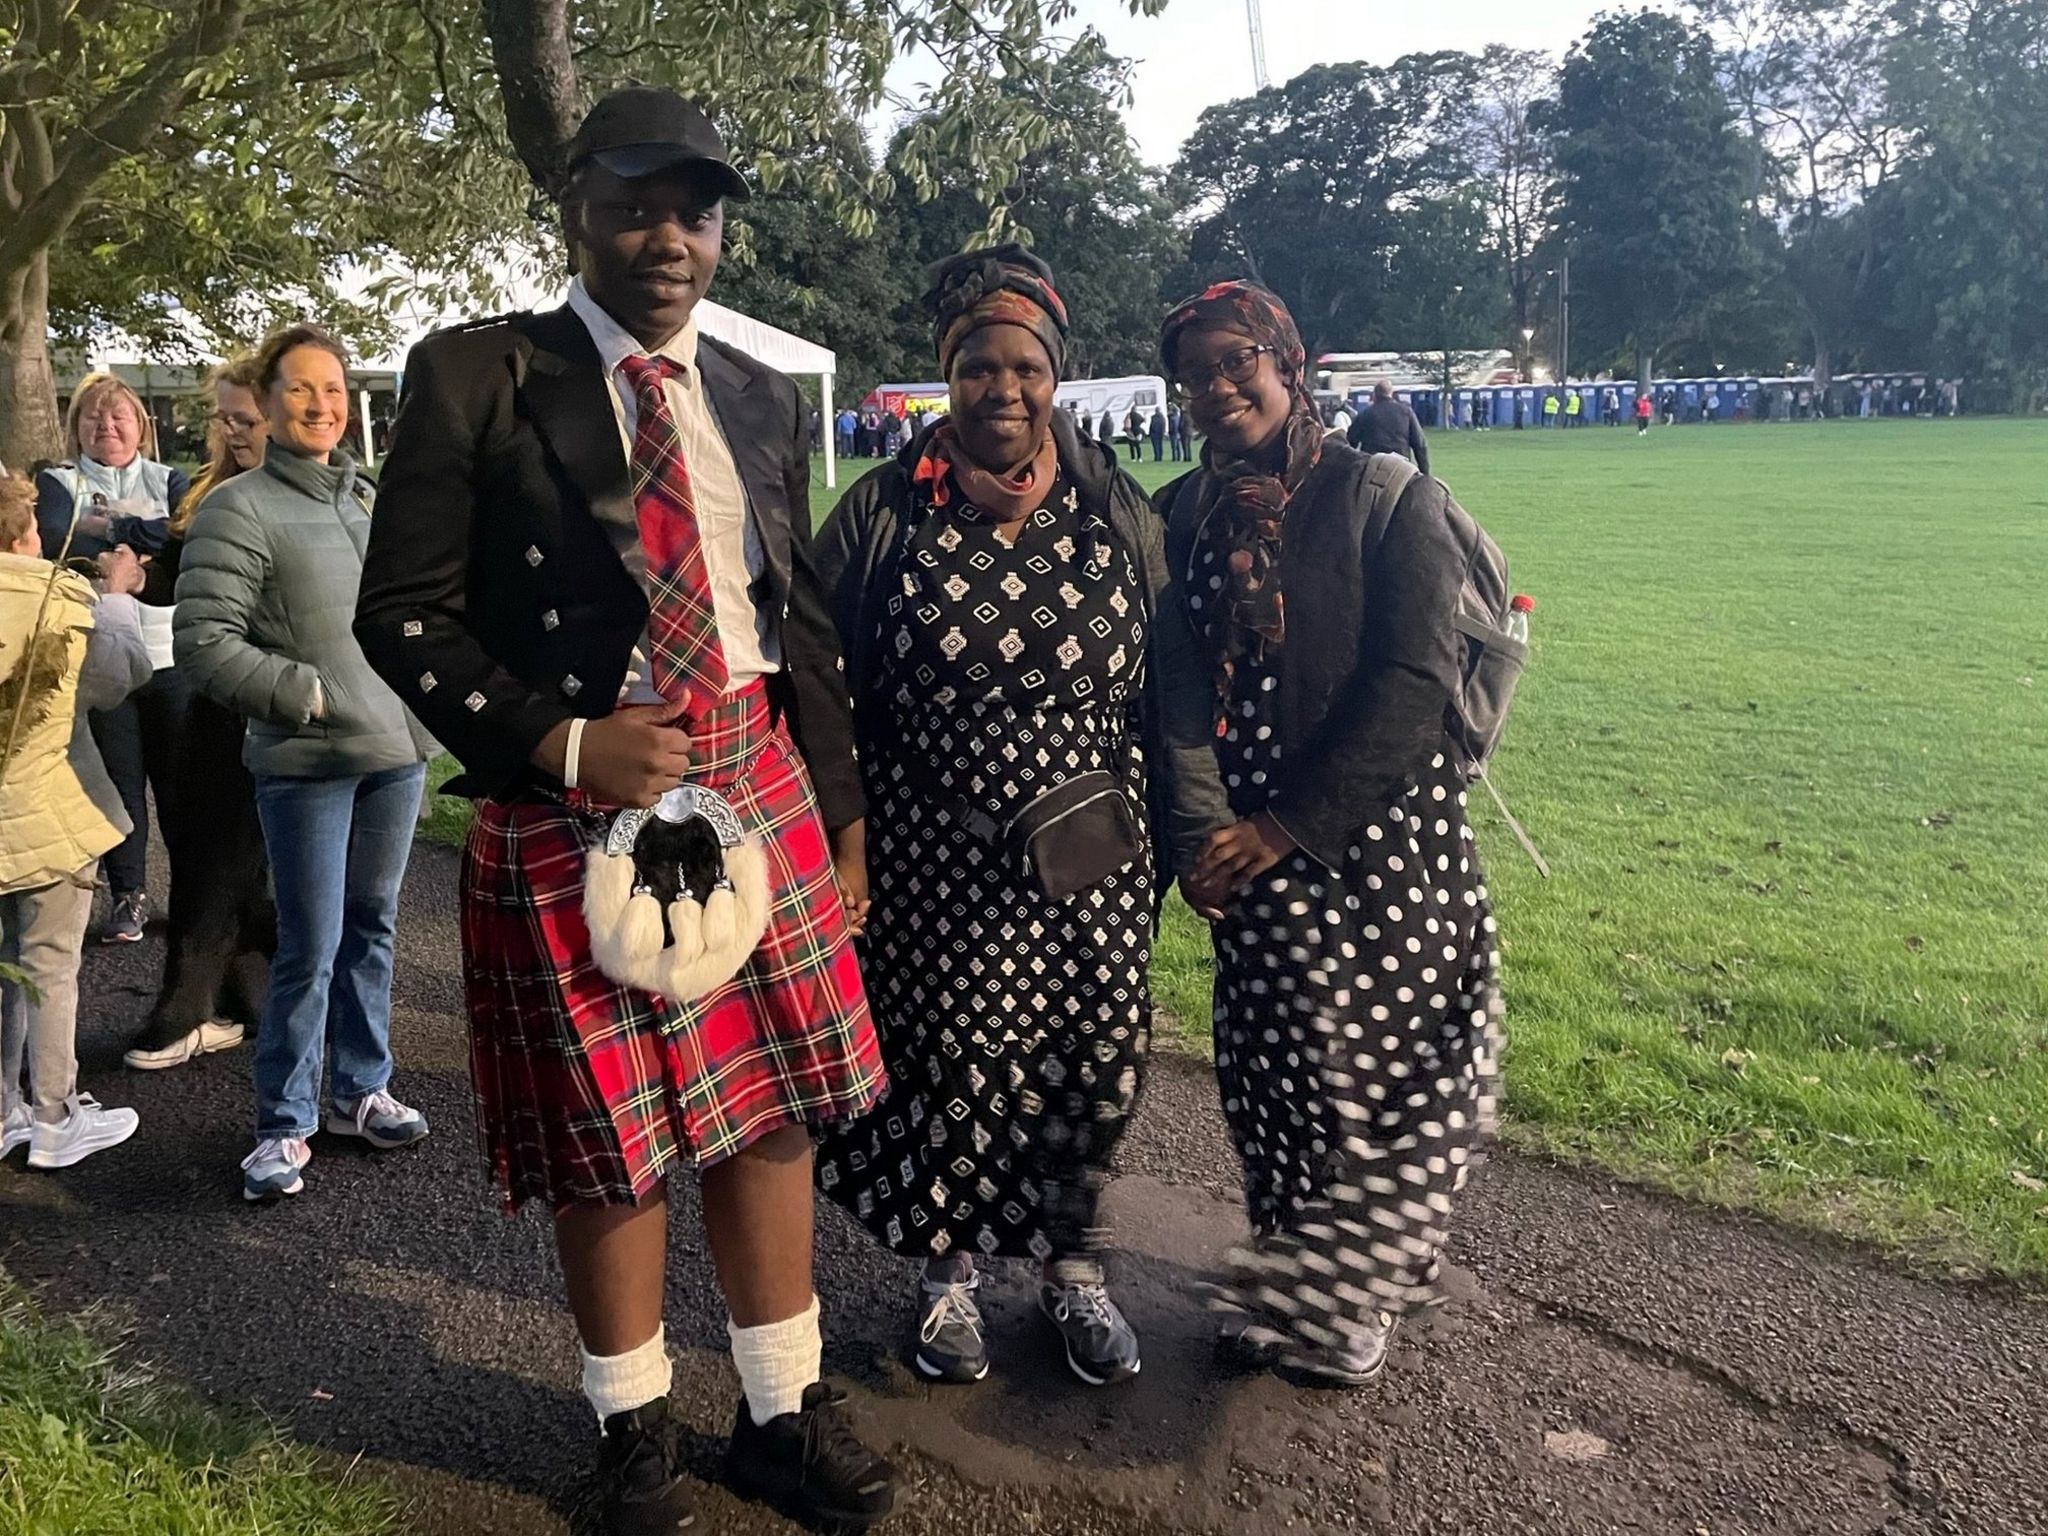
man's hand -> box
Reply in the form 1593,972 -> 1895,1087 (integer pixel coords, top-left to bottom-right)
532,702 -> 693,808
1194,812 -> 1298,895
830,819 -> 871,938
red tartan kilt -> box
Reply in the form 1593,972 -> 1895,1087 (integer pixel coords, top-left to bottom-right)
459,685 -> 883,1211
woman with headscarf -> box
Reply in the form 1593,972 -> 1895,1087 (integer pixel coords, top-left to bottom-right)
814,246 -> 1209,1390
35,375 -> 191,945
1151,281 -> 1503,1387
103,358 -> 279,1069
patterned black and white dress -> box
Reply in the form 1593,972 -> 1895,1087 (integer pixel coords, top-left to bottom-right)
816,478 -> 1154,1262
1193,533 -> 1504,1352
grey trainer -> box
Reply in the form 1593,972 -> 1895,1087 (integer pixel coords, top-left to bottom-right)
1038,1276 -> 1140,1386
914,1259 -> 989,1383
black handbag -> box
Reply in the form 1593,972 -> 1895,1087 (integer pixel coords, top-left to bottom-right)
922,767 -> 1142,903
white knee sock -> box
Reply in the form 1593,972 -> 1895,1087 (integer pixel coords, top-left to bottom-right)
581,1324 -> 673,1425
728,1295 -> 821,1426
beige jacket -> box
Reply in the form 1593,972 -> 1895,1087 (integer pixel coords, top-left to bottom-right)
0,553 -> 149,893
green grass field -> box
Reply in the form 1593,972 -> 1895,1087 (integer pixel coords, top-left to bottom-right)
427,419 -> 2048,1277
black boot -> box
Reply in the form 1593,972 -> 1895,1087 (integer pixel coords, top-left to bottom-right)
595,1397 -> 696,1534
725,1382 -> 899,1529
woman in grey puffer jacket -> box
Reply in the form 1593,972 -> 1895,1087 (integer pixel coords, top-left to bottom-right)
176,324 -> 433,1204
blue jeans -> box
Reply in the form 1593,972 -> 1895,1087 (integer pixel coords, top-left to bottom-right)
252,762 -> 425,1139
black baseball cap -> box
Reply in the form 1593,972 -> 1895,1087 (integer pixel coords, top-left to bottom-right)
566,87 -> 751,200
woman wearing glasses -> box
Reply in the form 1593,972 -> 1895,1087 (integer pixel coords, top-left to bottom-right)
102,360 -> 280,1070
1152,282 -> 1503,1387
813,247 -> 1220,1390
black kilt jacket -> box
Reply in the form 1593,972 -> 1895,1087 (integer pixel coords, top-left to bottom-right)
353,304 -> 863,830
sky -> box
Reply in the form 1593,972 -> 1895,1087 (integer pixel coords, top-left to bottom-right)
1002,0 -> 1629,166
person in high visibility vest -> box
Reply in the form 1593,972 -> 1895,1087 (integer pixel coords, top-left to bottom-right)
1564,390 -> 1582,427
1542,391 -> 1561,427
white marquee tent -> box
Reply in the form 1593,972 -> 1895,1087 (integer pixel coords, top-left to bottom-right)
65,264 -> 844,486
696,298 -> 841,487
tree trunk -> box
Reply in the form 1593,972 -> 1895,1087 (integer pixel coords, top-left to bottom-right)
482,0 -> 586,197
0,253 -> 62,471
1810,328 -> 1832,397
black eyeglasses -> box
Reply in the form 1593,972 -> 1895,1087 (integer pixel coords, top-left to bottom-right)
1171,344 -> 1272,399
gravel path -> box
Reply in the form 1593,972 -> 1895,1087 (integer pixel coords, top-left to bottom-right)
3,840 -> 2043,1535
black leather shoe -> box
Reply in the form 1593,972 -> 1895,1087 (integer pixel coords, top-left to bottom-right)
725,1382 -> 898,1529
596,1397 -> 697,1534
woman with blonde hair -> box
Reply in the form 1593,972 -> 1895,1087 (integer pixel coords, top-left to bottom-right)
34,373 -> 191,945
103,359 -> 280,1069
178,324 -> 431,1200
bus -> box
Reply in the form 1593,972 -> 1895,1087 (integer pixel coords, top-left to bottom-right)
1316,351 -> 1518,397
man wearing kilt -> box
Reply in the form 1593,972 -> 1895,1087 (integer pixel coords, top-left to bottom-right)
357,88 -> 899,1534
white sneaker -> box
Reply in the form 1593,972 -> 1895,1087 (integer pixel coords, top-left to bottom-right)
124,1020 -> 247,1070
1,1104 -> 32,1158
241,1136 -> 313,1201
25,1094 -> 141,1169
325,1088 -> 429,1149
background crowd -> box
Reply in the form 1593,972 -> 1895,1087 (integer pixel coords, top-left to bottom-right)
2,333 -> 432,1190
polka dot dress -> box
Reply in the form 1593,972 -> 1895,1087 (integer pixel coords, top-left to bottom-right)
814,479 -> 1154,1262
1193,540 -> 1503,1353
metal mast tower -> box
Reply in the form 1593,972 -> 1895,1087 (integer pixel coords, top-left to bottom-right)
1247,0 -> 1270,90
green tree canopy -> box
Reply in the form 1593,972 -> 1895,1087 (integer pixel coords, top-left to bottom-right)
1174,54 -> 1480,356
1879,0 -> 2047,407
1534,11 -> 1757,387
0,0 -> 1169,466
882,34 -> 1187,383
709,117 -> 917,406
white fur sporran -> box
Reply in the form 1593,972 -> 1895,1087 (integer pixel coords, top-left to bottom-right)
584,784 -> 770,1001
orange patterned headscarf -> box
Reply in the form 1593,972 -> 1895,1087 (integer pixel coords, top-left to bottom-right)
926,244 -> 1070,379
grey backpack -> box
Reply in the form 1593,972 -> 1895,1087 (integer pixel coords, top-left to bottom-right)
1359,454 -> 1548,875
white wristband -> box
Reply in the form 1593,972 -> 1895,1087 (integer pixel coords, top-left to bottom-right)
563,717 -> 588,791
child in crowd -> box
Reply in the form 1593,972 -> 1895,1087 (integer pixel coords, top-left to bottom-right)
0,470 -> 152,1167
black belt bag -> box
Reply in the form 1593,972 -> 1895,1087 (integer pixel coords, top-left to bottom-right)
940,769 -> 1141,903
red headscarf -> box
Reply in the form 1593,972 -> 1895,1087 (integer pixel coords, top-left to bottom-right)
1159,280 -> 1325,708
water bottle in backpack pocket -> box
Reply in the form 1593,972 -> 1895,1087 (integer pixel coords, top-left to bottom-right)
1358,455 -> 1547,875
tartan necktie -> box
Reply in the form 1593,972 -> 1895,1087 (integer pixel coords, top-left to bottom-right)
618,352 -> 729,716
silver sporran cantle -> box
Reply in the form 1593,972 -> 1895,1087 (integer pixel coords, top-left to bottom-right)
583,784 -> 769,1001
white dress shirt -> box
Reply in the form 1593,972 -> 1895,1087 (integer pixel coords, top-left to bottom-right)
567,277 -> 780,702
